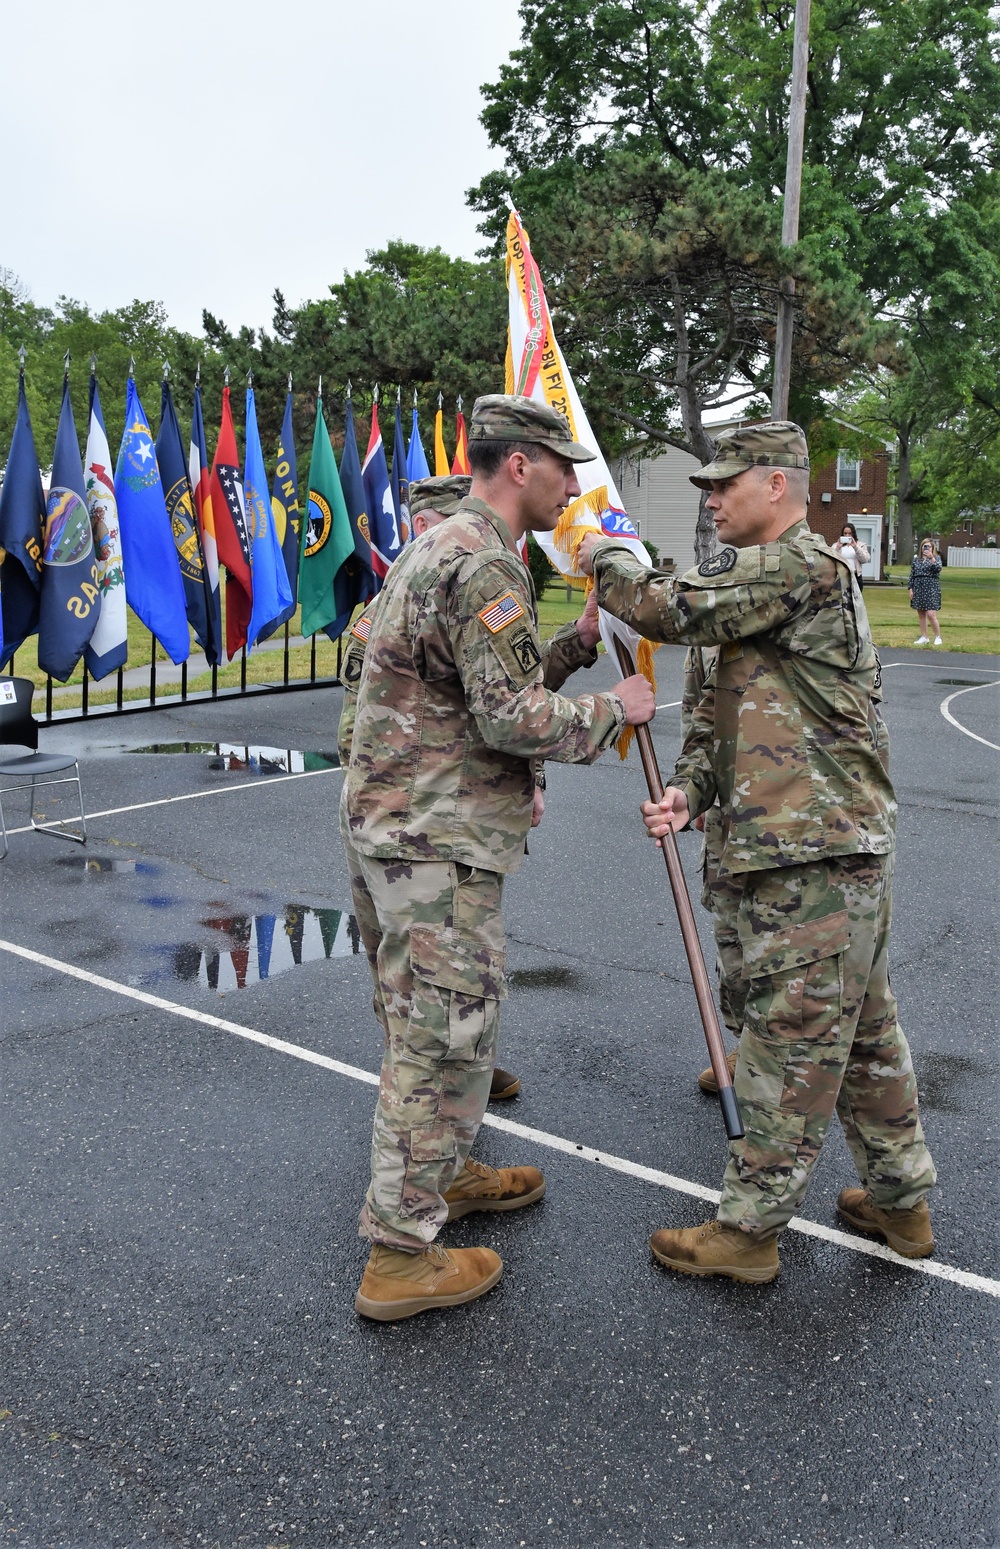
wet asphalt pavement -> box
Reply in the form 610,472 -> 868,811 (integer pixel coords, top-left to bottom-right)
1,645 -> 997,1549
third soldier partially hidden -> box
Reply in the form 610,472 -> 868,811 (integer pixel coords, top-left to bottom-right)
580,420 -> 937,1285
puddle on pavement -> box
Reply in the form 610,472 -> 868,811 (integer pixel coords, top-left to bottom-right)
914,1051 -> 987,1113
130,742 -> 340,774
140,903 -> 362,993
509,966 -> 582,990
55,856 -> 164,878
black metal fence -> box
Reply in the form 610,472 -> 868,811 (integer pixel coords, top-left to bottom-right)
12,626 -> 343,724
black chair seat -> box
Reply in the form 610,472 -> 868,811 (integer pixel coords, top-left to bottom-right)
0,751 -> 80,777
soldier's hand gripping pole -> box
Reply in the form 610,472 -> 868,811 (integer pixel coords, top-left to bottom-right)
613,637 -> 745,1141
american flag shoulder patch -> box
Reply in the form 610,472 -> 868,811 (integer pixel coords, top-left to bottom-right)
350,613 -> 373,643
478,592 -> 526,634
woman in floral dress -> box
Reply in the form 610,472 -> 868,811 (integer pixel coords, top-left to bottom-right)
908,538 -> 943,645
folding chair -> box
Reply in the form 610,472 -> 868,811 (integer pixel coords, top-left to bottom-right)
0,676 -> 87,860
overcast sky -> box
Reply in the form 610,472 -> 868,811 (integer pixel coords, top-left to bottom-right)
1,0 -> 524,336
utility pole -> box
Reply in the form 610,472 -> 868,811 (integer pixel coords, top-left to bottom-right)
771,0 -> 811,420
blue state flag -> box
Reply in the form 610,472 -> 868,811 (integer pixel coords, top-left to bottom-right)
406,401 -> 431,483
156,380 -> 211,655
334,397 -> 377,633
259,390 -> 300,639
0,371 -> 45,669
38,378 -> 100,681
245,386 -> 293,649
392,399 -> 410,545
362,401 -> 400,587
115,377 -> 190,664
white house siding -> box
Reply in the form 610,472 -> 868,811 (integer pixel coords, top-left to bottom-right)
617,446 -> 702,576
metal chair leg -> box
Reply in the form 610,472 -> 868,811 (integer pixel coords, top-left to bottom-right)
29,770 -> 87,847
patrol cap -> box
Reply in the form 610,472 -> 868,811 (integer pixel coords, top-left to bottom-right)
690,421 -> 810,490
469,393 -> 596,463
409,474 -> 471,518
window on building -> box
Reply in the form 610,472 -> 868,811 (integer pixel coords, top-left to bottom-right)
836,451 -> 861,491
636,457 -> 642,487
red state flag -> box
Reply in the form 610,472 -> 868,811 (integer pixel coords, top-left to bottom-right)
209,385 -> 253,658
451,411 -> 470,475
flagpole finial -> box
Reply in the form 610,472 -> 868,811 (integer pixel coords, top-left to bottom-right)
247,368 -> 253,388
413,387 -> 418,407
438,391 -> 443,409
504,191 -> 518,214
346,379 -> 352,400
90,353 -> 97,376
318,373 -> 323,398
457,394 -> 463,413
18,344 -> 26,374
195,360 -> 201,387
162,359 -> 170,381
373,383 -> 380,407
224,365 -> 230,386
396,384 -> 401,405
128,356 -> 135,379
63,349 -> 70,380
288,371 -> 293,394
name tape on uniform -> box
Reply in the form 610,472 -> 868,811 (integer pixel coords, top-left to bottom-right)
478,593 -> 526,634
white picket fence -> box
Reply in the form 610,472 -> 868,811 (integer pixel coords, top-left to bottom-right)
945,546 -> 1000,568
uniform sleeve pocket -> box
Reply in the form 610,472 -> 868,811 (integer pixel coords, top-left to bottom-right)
738,908 -> 850,981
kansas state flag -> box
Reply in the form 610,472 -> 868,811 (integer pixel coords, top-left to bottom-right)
244,387 -> 292,649
115,377 -> 190,664
0,372 -> 45,669
362,400 -> 401,585
407,402 -> 430,484
156,380 -> 211,654
38,379 -> 100,681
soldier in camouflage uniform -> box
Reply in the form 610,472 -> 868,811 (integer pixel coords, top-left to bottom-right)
339,475 -> 524,1104
681,646 -> 747,1096
580,422 -> 936,1284
346,395 -> 655,1320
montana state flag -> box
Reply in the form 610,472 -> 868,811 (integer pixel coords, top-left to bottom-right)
210,385 -> 252,659
258,390 -> 300,638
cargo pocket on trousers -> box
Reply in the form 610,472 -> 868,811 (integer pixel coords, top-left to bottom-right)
736,1101 -> 808,1178
409,924 -> 506,1064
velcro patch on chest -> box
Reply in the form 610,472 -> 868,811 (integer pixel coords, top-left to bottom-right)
350,613 -> 373,643
478,592 -> 526,633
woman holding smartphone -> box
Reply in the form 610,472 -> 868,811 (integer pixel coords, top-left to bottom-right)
908,538 -> 943,645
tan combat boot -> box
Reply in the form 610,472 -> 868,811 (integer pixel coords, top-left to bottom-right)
489,1065 -> 521,1101
697,1047 -> 739,1096
443,1157 -> 545,1220
650,1220 -> 780,1284
836,1189 -> 935,1259
355,1242 -> 503,1321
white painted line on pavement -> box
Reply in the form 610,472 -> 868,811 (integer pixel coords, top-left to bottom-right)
3,936 -> 998,1301
4,766 -> 342,837
939,681 -> 1000,752
881,663 -> 1000,674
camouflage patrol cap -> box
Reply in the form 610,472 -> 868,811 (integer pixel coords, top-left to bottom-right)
469,394 -> 596,463
409,475 -> 471,518
690,421 -> 810,490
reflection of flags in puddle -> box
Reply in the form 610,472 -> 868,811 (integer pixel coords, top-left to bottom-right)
149,903 -> 361,995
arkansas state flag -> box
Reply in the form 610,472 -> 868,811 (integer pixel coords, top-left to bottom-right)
188,383 -> 222,666
209,385 -> 252,659
38,378 -> 100,681
362,400 -> 401,584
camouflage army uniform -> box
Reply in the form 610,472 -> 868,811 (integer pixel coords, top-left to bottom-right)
344,494 -> 624,1250
682,646 -> 746,1039
593,514 -> 935,1238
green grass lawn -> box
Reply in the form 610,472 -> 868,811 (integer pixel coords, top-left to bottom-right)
10,567 -> 996,718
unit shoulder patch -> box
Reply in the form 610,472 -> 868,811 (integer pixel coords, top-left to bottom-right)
509,629 -> 542,674
478,591 -> 526,633
698,547 -> 737,577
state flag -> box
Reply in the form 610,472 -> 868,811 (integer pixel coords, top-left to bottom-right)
209,385 -> 252,659
362,399 -> 401,584
83,373 -> 128,679
188,383 -> 222,665
115,377 -> 190,664
392,398 -> 410,544
38,377 -> 100,681
299,394 -> 355,640
0,369 -> 45,669
338,396 -> 377,615
406,400 -> 431,483
244,385 -> 293,648
156,379 -> 211,655
258,390 -> 300,639
451,407 -> 470,474
434,403 -> 449,475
